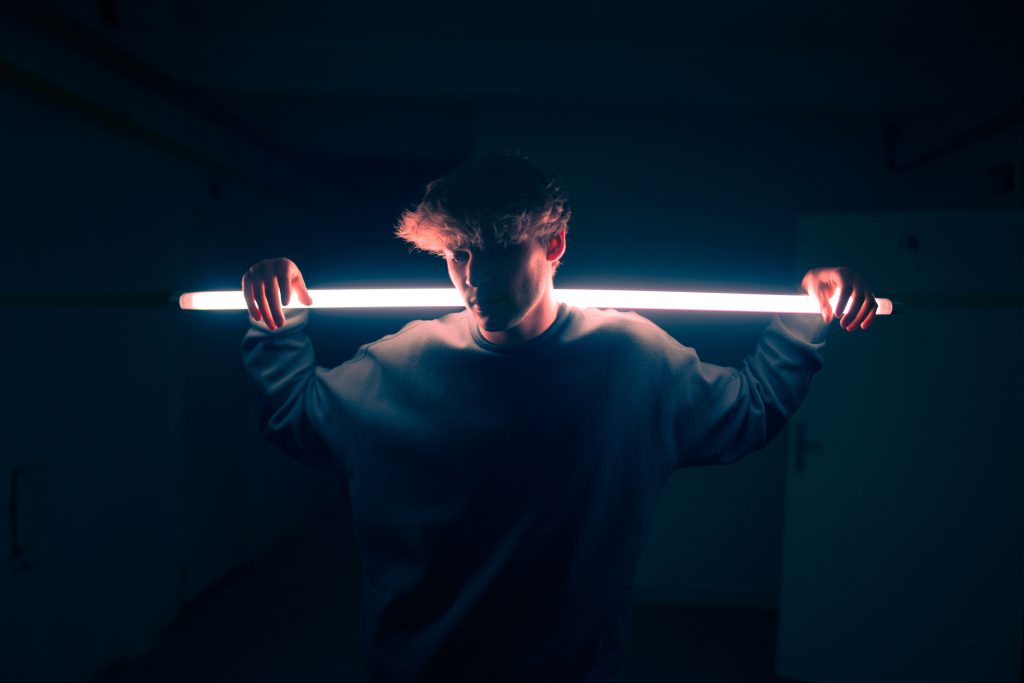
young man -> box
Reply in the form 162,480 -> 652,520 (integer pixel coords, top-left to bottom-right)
241,153 -> 877,682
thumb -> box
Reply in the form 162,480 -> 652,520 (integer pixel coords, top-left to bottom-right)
816,283 -> 833,322
296,274 -> 313,306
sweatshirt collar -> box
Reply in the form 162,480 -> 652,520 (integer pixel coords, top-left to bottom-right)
470,302 -> 574,354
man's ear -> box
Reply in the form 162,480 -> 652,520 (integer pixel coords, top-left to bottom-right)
546,229 -> 567,262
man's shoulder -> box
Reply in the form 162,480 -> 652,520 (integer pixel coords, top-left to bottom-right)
568,306 -> 671,348
356,310 -> 471,359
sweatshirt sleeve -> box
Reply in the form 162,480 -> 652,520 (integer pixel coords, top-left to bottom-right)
663,312 -> 829,469
240,308 -> 347,473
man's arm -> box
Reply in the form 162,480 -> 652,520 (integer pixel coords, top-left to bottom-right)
240,258 -> 344,472
662,312 -> 827,468
665,267 -> 876,468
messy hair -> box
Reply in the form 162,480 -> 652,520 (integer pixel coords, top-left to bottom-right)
394,151 -> 570,271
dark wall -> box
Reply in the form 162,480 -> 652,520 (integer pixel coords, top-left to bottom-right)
0,73 -> 345,682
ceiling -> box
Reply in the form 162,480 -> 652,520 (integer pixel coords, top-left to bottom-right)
8,1 -> 1022,169
59,0 -> 1023,55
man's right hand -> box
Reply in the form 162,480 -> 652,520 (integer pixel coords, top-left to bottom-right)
241,257 -> 313,331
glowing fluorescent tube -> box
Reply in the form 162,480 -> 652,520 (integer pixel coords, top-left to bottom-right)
179,289 -> 895,316
180,288 -> 465,310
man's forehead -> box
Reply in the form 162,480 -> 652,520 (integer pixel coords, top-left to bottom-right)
445,237 -> 529,252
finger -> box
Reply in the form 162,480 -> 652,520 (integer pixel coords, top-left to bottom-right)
834,284 -> 853,326
278,267 -> 292,308
841,288 -> 863,328
860,306 -> 877,330
267,276 -> 285,328
257,280 -> 276,330
801,272 -> 816,296
242,272 -> 260,321
296,272 -> 313,306
847,294 -> 873,331
816,283 -> 833,323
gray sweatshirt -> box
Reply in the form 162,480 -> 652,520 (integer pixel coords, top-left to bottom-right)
241,302 -> 828,682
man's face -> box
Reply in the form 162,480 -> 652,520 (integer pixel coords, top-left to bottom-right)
446,237 -> 554,333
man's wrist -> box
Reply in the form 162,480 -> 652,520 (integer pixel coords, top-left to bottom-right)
249,307 -> 310,331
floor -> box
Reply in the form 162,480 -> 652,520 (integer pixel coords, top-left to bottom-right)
94,504 -> 788,683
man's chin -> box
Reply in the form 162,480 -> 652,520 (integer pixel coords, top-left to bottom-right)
478,316 -> 512,332
472,308 -> 519,332
480,321 -> 512,333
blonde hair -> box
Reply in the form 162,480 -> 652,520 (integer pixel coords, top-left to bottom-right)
394,152 -> 570,271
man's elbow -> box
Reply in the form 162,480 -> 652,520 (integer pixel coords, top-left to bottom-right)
256,393 -> 340,471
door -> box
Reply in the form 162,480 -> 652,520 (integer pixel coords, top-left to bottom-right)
776,210 -> 1023,683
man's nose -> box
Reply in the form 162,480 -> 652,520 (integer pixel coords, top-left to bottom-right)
465,254 -> 494,287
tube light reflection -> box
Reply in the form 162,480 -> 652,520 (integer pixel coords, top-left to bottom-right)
179,289 -> 894,316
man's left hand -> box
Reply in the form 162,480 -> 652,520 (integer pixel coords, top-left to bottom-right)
801,267 -> 877,332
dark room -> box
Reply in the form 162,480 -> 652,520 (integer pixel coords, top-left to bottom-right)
1,1 -> 1021,682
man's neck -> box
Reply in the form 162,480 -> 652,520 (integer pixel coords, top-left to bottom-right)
481,289 -> 559,346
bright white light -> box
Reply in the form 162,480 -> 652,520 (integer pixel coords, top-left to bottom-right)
179,288 -> 893,316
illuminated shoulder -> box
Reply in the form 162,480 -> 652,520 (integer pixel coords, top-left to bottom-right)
352,311 -> 469,361
569,306 -> 672,349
